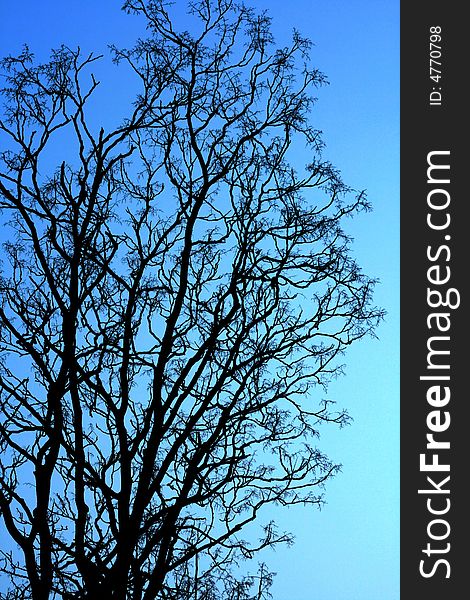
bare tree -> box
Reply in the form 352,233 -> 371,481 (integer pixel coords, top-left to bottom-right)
0,1 -> 383,598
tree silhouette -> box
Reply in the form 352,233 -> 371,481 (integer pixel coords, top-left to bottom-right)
0,1 -> 383,598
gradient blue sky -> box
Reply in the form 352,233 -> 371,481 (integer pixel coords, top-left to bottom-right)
0,2 -> 399,599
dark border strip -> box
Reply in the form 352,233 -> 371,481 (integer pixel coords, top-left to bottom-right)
400,3 -> 468,598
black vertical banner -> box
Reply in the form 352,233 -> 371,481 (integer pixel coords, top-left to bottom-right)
401,3 -> 468,599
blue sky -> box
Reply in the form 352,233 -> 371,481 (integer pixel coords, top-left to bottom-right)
0,2 -> 399,599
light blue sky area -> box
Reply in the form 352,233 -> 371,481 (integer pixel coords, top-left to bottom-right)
0,2 -> 399,599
